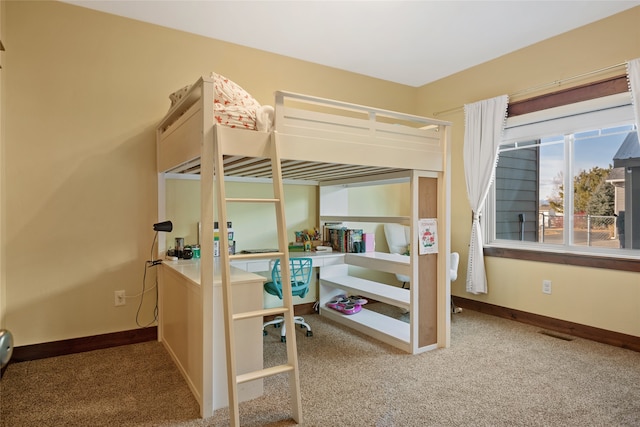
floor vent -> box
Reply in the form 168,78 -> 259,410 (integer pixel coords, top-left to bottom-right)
539,331 -> 574,341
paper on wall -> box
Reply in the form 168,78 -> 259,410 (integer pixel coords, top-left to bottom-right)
418,218 -> 438,255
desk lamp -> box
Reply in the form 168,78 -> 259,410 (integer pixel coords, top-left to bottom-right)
150,221 -> 173,265
135,221 -> 174,327
153,221 -> 173,232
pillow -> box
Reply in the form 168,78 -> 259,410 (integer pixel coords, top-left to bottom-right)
256,105 -> 275,132
210,72 -> 261,111
214,104 -> 257,130
168,74 -> 265,130
168,85 -> 190,107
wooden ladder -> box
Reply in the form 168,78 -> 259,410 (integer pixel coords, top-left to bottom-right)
213,132 -> 303,426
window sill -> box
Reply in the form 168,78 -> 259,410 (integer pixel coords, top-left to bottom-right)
483,246 -> 640,272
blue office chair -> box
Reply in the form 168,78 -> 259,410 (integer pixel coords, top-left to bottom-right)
263,258 -> 314,342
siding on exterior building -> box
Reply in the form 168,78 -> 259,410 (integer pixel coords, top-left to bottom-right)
495,146 -> 539,241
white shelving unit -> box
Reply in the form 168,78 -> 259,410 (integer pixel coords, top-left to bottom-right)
321,273 -> 411,311
318,251 -> 413,352
317,173 -> 449,354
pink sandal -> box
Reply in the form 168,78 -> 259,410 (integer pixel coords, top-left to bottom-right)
326,298 -> 362,315
340,302 -> 362,315
326,296 -> 349,310
348,295 -> 368,305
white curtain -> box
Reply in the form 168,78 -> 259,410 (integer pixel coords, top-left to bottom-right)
627,58 -> 640,130
463,95 -> 509,294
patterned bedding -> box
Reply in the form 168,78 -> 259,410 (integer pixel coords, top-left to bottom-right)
168,72 -> 274,132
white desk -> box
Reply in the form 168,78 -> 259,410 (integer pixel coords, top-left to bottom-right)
159,250 -> 412,414
230,252 -> 347,310
227,252 -> 413,353
159,259 -> 266,412
229,251 -> 345,273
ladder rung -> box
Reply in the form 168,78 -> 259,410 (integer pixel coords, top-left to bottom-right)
230,252 -> 284,260
225,197 -> 280,203
237,364 -> 295,384
233,307 -> 288,321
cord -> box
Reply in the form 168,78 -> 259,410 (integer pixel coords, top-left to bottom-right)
135,231 -> 162,328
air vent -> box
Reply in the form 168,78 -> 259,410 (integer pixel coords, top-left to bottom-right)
539,330 -> 574,341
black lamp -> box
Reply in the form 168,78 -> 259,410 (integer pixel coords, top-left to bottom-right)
153,221 -> 173,232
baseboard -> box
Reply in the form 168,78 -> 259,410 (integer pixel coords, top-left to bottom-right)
11,303 -> 315,363
453,296 -> 640,353
294,302 -> 318,316
10,327 -> 158,363
263,302 -> 317,322
10,300 -> 636,364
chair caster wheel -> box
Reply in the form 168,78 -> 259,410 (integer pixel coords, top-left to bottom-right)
280,336 -> 286,343
306,331 -> 313,337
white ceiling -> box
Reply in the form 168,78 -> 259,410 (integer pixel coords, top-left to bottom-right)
63,0 -> 640,87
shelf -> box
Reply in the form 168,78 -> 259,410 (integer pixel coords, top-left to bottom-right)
344,252 -> 410,277
320,306 -> 410,352
320,215 -> 409,224
320,275 -> 410,311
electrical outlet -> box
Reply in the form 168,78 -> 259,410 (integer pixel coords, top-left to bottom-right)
114,290 -> 126,306
542,280 -> 552,295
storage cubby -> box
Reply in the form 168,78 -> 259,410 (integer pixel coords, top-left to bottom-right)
317,175 -> 448,354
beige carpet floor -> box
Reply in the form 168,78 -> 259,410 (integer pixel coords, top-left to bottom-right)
1,307 -> 639,426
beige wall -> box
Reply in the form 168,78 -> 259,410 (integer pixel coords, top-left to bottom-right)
4,1 -> 639,347
164,178 -> 410,304
0,0 -> 5,330
4,1 -> 416,346
417,6 -> 640,336
164,178 -> 318,253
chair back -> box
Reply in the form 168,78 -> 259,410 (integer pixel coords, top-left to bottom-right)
268,258 -> 313,299
450,252 -> 460,282
383,223 -> 410,255
384,223 -> 411,283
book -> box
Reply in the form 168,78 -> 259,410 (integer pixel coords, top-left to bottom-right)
326,226 -> 364,253
325,226 -> 345,252
347,229 -> 364,253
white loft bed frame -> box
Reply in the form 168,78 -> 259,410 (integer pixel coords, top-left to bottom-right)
156,76 -> 452,417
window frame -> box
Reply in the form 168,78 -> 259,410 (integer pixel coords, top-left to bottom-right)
483,75 -> 640,271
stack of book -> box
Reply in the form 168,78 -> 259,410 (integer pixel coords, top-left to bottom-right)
325,225 -> 364,253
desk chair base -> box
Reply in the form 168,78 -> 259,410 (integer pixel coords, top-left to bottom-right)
451,301 -> 462,314
263,316 -> 313,343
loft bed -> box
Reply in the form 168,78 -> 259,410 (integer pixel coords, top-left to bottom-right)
155,75 -> 452,418
158,76 -> 447,179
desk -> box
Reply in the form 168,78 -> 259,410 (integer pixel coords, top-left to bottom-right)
230,251 -> 345,273
230,252 -> 346,309
159,259 -> 266,412
159,250 -> 413,414
228,251 -> 414,353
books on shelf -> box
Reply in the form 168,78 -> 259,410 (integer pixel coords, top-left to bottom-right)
324,224 -> 365,253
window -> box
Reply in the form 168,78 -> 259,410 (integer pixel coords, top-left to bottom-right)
484,89 -> 640,260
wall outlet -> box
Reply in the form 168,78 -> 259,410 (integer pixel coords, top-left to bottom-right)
542,280 -> 552,295
114,290 -> 126,306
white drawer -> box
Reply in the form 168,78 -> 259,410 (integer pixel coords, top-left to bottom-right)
245,260 -> 271,273
230,261 -> 248,271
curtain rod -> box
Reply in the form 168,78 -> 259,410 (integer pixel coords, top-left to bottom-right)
433,61 -> 628,117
